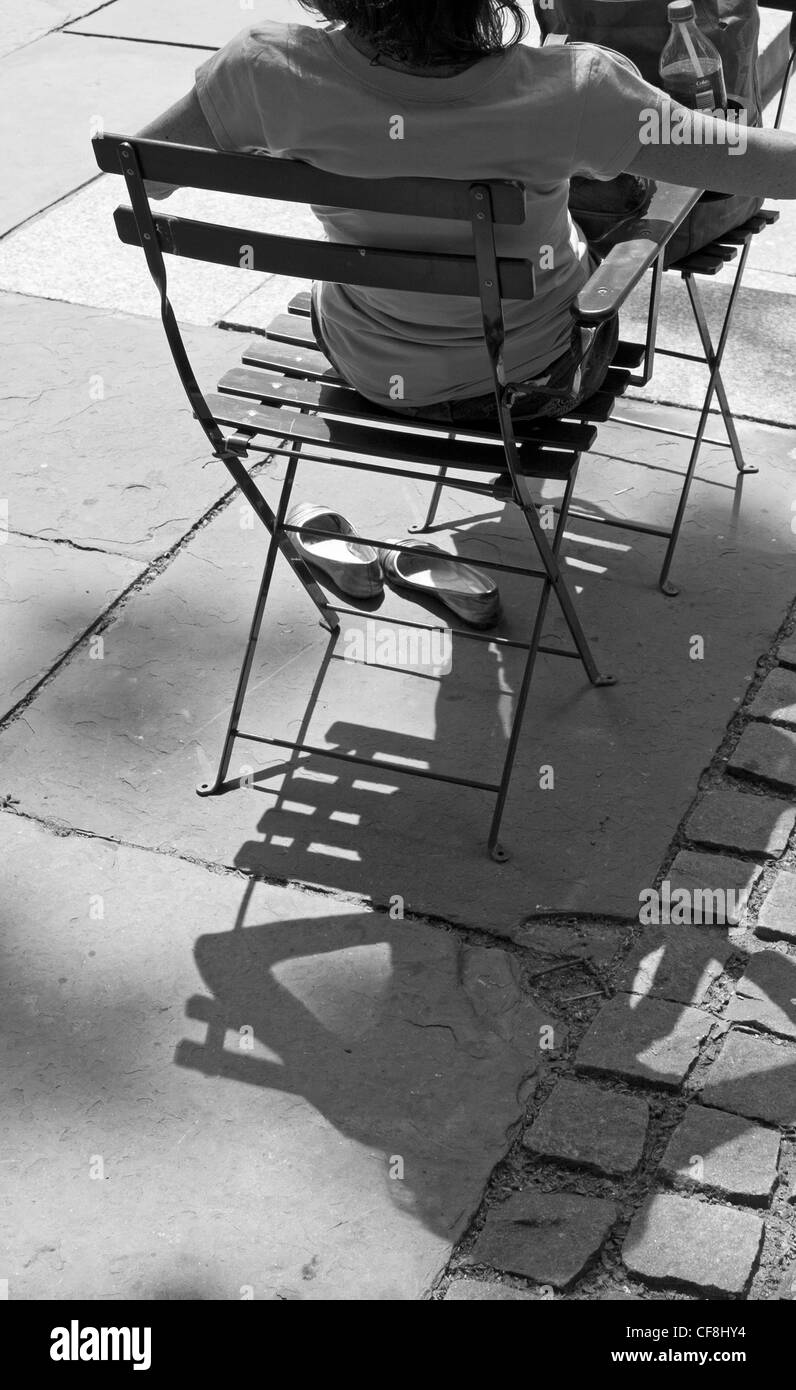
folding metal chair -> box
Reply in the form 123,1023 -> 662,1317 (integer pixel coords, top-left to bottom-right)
92,133 -> 699,859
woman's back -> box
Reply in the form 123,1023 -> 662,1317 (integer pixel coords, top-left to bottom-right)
196,21 -> 668,406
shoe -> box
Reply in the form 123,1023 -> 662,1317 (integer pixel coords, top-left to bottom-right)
286,504 -> 383,598
377,538 -> 500,628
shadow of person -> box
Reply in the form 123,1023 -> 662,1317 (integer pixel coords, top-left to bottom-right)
174,880 -> 557,1246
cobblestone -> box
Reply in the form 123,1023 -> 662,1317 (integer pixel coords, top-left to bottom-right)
622,1193 -> 764,1296
524,1078 -> 649,1177
749,666 -> 796,724
617,926 -> 732,1006
443,1280 -> 539,1300
700,1030 -> 796,1127
465,1191 -> 617,1289
725,951 -> 796,1041
575,994 -> 713,1089
756,871 -> 796,944
657,1103 -> 780,1204
684,785 -> 795,858
728,722 -> 796,793
663,851 -> 760,924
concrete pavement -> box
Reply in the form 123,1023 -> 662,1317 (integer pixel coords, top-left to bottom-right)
2,0 -> 796,1301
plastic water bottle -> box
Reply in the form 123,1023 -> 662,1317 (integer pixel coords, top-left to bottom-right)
659,0 -> 727,112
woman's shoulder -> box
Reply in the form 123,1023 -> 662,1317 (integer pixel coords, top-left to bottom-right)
217,19 -> 326,70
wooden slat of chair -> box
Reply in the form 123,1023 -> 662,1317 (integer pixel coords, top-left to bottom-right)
113,207 -> 535,299
287,291 -> 313,316
204,389 -> 581,478
216,364 -> 599,452
611,342 -> 647,369
242,336 -> 345,382
96,132 -> 527,224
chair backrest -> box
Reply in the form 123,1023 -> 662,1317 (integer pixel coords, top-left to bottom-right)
92,134 -> 535,301
91,133 -> 536,469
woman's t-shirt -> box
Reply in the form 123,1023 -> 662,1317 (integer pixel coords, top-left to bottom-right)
195,23 -> 666,407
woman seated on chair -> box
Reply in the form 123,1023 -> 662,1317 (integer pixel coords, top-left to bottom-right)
138,0 -> 796,425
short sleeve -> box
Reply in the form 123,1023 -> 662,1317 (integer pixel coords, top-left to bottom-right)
572,45 -> 668,180
194,26 -> 268,150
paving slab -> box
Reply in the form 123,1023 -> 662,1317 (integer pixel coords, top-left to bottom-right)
725,950 -> 796,1042
661,850 -> 760,925
0,35 -> 205,234
756,871 -> 796,944
443,1280 -> 540,1301
749,666 -> 796,724
617,926 -> 733,1006
574,994 -> 713,1090
657,1104 -> 780,1204
699,1029 -> 796,1126
778,635 -> 796,668
729,721 -> 796,793
622,1193 -> 764,1296
523,1078 -> 649,1176
0,533 -> 142,719
0,294 -> 268,559
66,0 -> 324,46
2,403 -> 796,927
684,784 -> 795,858
619,277 -> 796,428
0,813 -> 555,1300
464,1191 -> 617,1289
0,0 -> 86,59
0,180 -> 314,326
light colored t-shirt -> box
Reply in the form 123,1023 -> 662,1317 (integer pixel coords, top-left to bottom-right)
195,23 -> 666,407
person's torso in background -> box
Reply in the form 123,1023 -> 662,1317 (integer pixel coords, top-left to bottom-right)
198,24 -> 627,407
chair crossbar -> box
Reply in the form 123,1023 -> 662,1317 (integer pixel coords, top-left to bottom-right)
233,732 -> 503,795
281,526 -> 550,580
328,604 -> 576,653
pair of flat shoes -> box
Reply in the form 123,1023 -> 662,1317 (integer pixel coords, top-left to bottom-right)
286,503 -> 500,628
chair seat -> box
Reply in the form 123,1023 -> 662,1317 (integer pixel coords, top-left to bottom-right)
210,304 -> 639,482
669,207 -> 780,275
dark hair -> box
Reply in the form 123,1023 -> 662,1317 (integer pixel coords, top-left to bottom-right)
297,2 -> 529,67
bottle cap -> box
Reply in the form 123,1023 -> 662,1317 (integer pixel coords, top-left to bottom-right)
668,0 -> 695,20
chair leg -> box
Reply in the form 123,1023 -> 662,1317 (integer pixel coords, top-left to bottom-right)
197,445 -> 334,796
487,575 -> 554,862
218,443 -> 336,630
409,465 -> 448,533
552,467 -> 579,555
513,472 -> 615,689
658,255 -> 753,596
685,245 -> 755,475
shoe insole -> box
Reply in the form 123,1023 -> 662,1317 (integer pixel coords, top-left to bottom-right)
394,552 -> 493,597
302,516 -> 376,564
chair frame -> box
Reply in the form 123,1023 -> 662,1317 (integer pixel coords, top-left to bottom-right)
91,125 -> 721,859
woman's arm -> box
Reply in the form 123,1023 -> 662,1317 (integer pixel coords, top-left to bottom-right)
135,87 -> 222,199
627,107 -> 796,199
